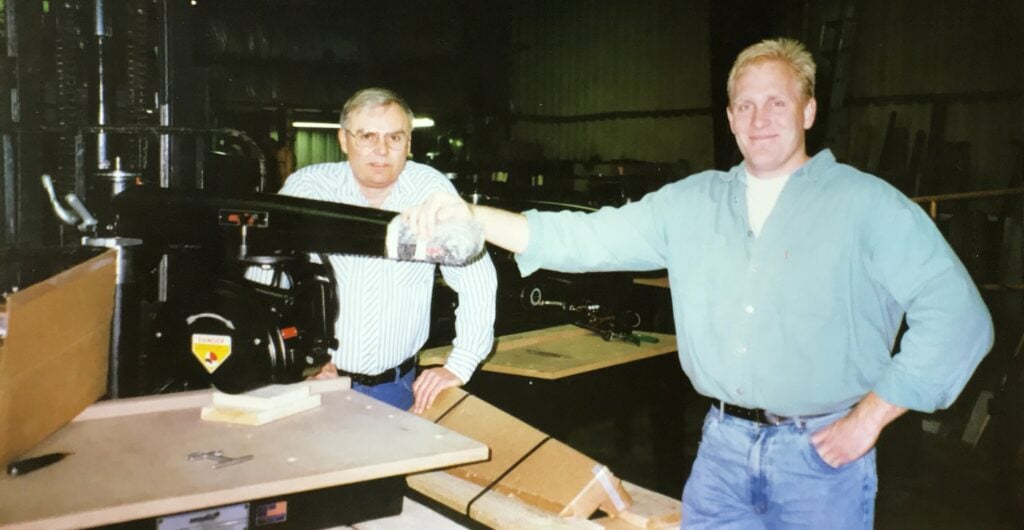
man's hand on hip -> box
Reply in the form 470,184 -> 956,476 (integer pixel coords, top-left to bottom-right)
811,391 -> 907,468
411,366 -> 463,414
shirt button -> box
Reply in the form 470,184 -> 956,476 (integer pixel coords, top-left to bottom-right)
749,264 -> 758,273
737,345 -> 747,354
736,388 -> 744,395
744,305 -> 755,314
747,230 -> 754,237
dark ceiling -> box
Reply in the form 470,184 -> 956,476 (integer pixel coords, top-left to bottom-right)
196,0 -> 515,127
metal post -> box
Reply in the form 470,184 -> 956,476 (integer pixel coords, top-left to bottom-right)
93,0 -> 112,170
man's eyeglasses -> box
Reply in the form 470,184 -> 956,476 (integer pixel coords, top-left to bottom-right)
344,129 -> 409,151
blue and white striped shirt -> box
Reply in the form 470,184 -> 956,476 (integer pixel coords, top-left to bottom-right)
278,160 -> 496,383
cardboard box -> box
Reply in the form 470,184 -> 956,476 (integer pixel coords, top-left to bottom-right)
0,249 -> 117,465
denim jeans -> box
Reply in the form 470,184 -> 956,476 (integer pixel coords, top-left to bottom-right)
351,367 -> 416,411
681,406 -> 877,529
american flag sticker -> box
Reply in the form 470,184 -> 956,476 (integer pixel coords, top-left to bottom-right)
255,500 -> 288,525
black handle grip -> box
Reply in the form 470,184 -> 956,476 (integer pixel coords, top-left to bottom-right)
6,452 -> 69,477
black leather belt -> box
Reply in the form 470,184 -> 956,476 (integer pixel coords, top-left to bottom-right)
338,357 -> 417,387
716,400 -> 829,426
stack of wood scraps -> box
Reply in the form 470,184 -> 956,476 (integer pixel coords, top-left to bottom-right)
201,383 -> 322,426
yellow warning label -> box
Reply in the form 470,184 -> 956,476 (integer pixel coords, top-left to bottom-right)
192,334 -> 233,374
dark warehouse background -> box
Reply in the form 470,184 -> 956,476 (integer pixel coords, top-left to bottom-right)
1,0 -> 1023,528
3,0 -> 1022,254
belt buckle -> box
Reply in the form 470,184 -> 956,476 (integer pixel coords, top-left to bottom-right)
763,411 -> 785,426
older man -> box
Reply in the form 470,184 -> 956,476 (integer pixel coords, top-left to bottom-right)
282,87 -> 496,414
405,39 -> 993,528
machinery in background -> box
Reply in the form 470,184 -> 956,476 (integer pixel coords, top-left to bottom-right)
2,0 -> 654,400
1,0 -> 276,398
428,194 -> 656,347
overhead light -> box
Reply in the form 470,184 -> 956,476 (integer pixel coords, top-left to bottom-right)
412,117 -> 435,129
291,121 -> 339,129
292,117 -> 435,130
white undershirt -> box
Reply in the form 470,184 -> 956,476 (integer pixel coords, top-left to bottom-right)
746,172 -> 790,237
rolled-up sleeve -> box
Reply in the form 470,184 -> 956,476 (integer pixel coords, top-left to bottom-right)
438,250 -> 497,384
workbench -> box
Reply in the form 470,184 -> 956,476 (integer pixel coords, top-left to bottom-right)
420,324 -> 677,380
0,379 -> 488,530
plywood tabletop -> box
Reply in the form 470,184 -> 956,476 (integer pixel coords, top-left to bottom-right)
420,324 -> 677,380
0,380 -> 488,530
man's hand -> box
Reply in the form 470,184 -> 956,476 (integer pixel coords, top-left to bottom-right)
811,392 -> 907,468
402,191 -> 472,241
402,191 -> 530,254
307,361 -> 339,380
411,367 -> 464,414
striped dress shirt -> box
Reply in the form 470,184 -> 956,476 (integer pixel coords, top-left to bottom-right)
276,160 -> 496,383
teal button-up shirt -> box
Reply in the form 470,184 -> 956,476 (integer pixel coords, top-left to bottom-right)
517,150 -> 993,416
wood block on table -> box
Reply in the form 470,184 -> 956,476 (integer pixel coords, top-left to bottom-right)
211,383 -> 312,410
200,393 -> 322,426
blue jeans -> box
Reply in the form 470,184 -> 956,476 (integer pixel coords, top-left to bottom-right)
681,406 -> 877,529
351,368 -> 416,411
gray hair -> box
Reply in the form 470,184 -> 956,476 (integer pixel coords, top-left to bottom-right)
339,88 -> 415,130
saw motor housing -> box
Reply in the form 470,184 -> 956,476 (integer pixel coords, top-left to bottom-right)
145,257 -> 338,394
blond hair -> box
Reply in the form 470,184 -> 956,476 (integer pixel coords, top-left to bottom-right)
339,88 -> 415,130
727,38 -> 816,102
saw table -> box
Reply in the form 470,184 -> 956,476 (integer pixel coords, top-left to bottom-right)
0,379 -> 488,530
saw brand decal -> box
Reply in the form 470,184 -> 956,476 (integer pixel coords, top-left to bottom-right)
192,334 -> 233,374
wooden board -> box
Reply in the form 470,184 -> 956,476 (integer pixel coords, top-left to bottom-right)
0,379 -> 488,530
592,481 -> 682,529
407,473 -> 681,530
0,249 -> 116,465
407,471 -> 604,530
417,388 -> 632,520
420,325 -> 677,380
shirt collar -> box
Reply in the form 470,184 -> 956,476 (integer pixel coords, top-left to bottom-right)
722,148 -> 835,183
337,163 -> 366,205
339,160 -> 411,211
792,149 -> 835,181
